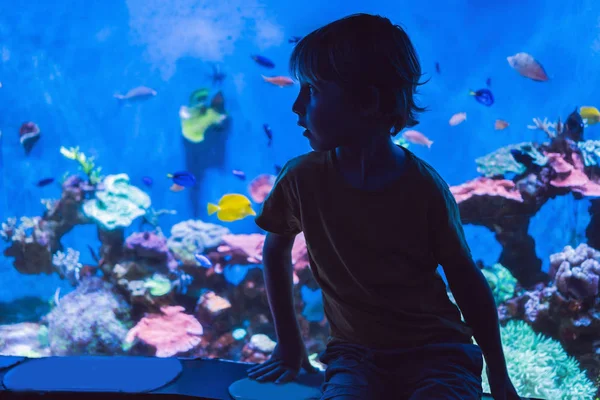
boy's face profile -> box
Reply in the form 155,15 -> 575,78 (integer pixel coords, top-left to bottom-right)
292,79 -> 371,152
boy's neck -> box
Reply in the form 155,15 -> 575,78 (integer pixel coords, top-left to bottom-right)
335,134 -> 406,187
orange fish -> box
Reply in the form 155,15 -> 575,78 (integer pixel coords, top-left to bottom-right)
495,119 -> 509,130
449,112 -> 467,126
261,75 -> 294,88
506,52 -> 548,82
401,130 -> 433,148
170,183 -> 185,192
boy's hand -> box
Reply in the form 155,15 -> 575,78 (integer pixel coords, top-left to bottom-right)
486,366 -> 521,400
247,340 -> 318,384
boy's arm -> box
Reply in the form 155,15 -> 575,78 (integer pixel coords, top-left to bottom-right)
262,232 -> 303,343
428,178 -> 511,378
442,255 -> 509,375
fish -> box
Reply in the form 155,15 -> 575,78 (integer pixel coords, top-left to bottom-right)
263,124 -> 273,146
580,106 -> 600,125
194,253 -> 213,268
211,91 -> 226,114
208,64 -> 226,86
486,78 -> 492,87
435,62 -> 441,74
170,183 -> 185,192
469,89 -> 494,106
251,55 -> 275,69
401,130 -> 433,148
261,75 -> 294,88
167,171 -> 196,187
232,170 -> 246,180
141,176 -> 153,187
114,86 -> 157,101
563,109 -> 584,142
207,193 -> 256,222
449,112 -> 467,126
506,52 -> 549,82
274,165 -> 282,174
495,119 -> 509,130
288,36 -> 302,44
36,177 -> 55,187
19,122 -> 41,155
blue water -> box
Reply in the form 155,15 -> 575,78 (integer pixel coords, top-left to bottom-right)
1,0 -> 600,397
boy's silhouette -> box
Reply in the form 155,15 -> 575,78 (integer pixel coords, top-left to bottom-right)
247,13 -> 520,400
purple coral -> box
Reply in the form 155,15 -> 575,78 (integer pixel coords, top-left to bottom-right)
125,231 -> 178,271
549,244 -> 600,300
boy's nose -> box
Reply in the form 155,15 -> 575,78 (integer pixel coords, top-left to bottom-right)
292,96 -> 305,116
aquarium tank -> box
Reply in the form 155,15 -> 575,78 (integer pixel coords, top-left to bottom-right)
1,0 -> 600,398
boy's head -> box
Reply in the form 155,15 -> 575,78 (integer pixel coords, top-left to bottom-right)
290,13 -> 426,151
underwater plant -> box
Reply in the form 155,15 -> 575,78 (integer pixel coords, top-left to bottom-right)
480,320 -> 596,400
59,146 -> 103,185
481,263 -> 517,305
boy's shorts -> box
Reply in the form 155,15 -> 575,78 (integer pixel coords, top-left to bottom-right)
319,338 -> 483,400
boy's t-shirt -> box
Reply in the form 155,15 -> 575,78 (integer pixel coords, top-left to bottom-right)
255,146 -> 474,349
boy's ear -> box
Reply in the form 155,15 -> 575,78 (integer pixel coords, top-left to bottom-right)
357,86 -> 382,117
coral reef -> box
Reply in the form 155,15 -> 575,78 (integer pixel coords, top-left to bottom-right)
83,174 -> 151,231
167,219 -> 230,265
450,110 -> 600,286
0,323 -> 50,358
480,263 -> 518,305
124,305 -> 203,357
43,277 -> 132,356
480,320 -> 597,400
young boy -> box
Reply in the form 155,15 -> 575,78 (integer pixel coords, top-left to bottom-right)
247,13 -> 520,400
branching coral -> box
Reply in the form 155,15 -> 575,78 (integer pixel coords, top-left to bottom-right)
60,146 -> 104,185
52,248 -> 83,286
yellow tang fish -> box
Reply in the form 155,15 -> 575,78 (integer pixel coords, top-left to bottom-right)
580,106 -> 600,125
207,194 -> 256,222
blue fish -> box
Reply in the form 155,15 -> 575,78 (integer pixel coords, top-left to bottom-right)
194,253 -> 212,268
251,55 -> 275,69
232,170 -> 246,180
224,264 -> 250,286
141,176 -> 153,187
469,89 -> 494,106
167,171 -> 196,187
274,165 -> 282,174
288,36 -> 302,44
36,178 -> 55,187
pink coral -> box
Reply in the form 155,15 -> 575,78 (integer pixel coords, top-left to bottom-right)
248,174 -> 276,204
220,234 -> 265,264
125,305 -> 203,357
546,152 -> 600,196
450,177 -> 524,203
291,233 -> 309,272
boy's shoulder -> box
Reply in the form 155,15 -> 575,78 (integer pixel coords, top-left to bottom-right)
280,151 -> 326,178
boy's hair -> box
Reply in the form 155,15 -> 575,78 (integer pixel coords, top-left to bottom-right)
289,13 -> 427,135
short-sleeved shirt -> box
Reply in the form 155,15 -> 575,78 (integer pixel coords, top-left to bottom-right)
255,146 -> 474,349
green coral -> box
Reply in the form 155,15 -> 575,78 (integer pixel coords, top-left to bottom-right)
481,263 -> 517,304
476,142 -> 547,178
480,321 -> 596,400
60,146 -> 103,184
83,174 -> 151,230
143,274 -> 172,297
577,140 -> 600,167
180,89 -> 227,143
